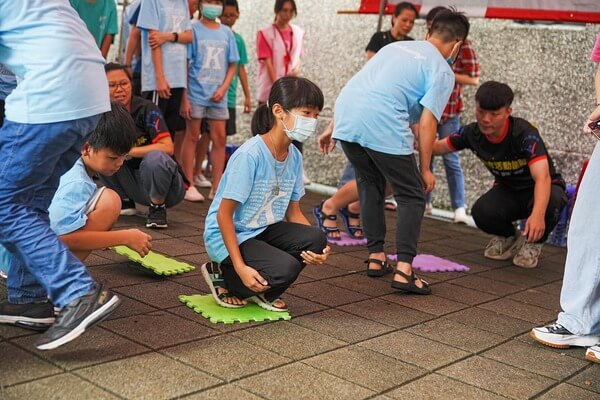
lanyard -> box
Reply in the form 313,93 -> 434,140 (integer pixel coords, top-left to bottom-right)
274,25 -> 294,75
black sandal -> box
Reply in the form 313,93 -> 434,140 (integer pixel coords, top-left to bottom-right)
312,201 -> 341,240
391,269 -> 431,295
200,262 -> 244,308
365,258 -> 393,277
339,207 -> 364,239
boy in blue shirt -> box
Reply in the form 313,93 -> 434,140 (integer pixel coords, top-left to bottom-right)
179,0 -> 239,200
0,103 -> 152,338
322,10 -> 469,295
0,0 -> 121,350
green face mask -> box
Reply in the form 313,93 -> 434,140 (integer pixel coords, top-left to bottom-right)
202,3 -> 223,20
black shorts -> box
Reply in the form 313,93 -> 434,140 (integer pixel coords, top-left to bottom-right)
200,106 -> 237,136
142,88 -> 186,136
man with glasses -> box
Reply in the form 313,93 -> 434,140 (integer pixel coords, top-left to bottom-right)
100,63 -> 186,229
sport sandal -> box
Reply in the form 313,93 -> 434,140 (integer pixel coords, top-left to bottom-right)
200,262 -> 244,309
365,258 -> 393,277
312,201 -> 341,240
248,294 -> 288,312
391,269 -> 431,295
339,207 -> 364,239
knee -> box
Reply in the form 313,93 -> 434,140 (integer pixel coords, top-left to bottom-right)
271,257 -> 303,284
96,188 -> 121,226
470,198 -> 490,225
140,151 -> 172,170
304,226 -> 328,253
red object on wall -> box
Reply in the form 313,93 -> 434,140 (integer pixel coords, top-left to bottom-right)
356,0 -> 600,24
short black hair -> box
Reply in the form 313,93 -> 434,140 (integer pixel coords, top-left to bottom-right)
223,0 -> 238,11
475,81 -> 515,110
394,2 -> 418,18
274,0 -> 296,16
104,62 -> 132,81
428,9 -> 469,43
251,76 -> 324,136
425,6 -> 448,23
87,102 -> 136,154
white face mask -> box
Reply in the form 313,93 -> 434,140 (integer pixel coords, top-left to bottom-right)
282,112 -> 318,143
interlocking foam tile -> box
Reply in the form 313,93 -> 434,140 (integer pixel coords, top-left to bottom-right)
113,246 -> 195,276
179,294 -> 291,324
329,232 -> 367,246
387,254 -> 469,272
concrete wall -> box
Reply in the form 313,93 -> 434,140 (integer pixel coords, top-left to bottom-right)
225,0 -> 599,210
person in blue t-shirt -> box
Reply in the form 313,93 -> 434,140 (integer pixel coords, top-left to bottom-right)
320,11 -> 469,295
202,77 -> 330,311
137,0 -> 192,154
0,0 -> 121,351
179,0 -> 239,202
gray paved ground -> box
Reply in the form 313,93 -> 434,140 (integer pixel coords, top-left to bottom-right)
1,191 -> 599,400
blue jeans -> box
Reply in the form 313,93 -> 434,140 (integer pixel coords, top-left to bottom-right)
0,117 -> 99,308
557,141 -> 600,335
426,116 -> 466,209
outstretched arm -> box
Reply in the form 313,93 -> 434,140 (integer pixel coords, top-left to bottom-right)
524,159 -> 551,243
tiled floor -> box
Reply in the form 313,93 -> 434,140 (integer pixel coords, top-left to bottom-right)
1,192 -> 599,400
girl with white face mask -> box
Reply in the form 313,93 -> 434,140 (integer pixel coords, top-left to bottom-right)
201,76 -> 330,312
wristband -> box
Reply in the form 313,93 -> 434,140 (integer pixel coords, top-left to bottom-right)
173,32 -> 178,43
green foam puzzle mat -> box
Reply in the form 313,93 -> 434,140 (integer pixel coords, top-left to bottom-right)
113,246 -> 195,276
179,294 -> 291,324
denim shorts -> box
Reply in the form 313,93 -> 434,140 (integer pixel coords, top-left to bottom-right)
191,104 -> 229,120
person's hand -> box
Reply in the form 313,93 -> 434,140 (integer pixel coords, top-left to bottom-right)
421,169 -> 435,194
235,264 -> 270,292
583,104 -> 600,134
212,86 -> 227,103
300,245 -> 331,265
156,76 -> 171,99
243,96 -> 251,113
124,229 -> 153,257
149,31 -> 172,49
180,95 -> 192,120
317,123 -> 336,155
290,66 -> 301,77
523,213 -> 545,243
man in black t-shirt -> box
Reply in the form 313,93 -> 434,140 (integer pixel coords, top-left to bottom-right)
100,63 -> 186,229
433,81 -> 567,268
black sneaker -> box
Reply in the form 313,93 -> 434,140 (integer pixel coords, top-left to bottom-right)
35,284 -> 121,350
0,301 -> 55,331
120,198 -> 137,216
146,203 -> 167,229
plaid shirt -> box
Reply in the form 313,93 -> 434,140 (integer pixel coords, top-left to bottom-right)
442,39 -> 480,120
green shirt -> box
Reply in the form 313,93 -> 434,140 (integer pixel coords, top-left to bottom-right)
70,0 -> 118,48
227,31 -> 248,108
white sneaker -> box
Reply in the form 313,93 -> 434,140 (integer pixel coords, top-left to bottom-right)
484,231 -> 525,260
531,323 -> 600,349
424,202 -> 433,215
194,174 -> 212,188
513,242 -> 543,268
586,344 -> 600,363
453,207 -> 469,224
184,186 -> 205,202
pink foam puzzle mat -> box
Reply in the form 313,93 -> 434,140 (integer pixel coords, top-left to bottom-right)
387,254 -> 469,272
328,232 -> 367,246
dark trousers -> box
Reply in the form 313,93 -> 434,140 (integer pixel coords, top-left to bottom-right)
221,222 -> 327,301
142,88 -> 186,137
100,151 -> 185,207
471,184 -> 568,242
340,141 -> 425,264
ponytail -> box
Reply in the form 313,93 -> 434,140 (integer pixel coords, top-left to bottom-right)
251,103 -> 274,136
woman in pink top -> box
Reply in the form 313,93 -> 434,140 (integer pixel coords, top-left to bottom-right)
256,0 -> 304,105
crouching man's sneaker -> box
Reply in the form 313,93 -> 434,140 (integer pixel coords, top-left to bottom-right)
0,301 -> 55,331
35,284 -> 120,351
146,203 -> 168,229
530,323 -> 600,349
513,242 -> 543,268
484,231 -> 525,260
586,344 -> 600,363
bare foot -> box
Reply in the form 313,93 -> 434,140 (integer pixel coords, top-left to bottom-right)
217,287 -> 247,306
393,261 -> 427,289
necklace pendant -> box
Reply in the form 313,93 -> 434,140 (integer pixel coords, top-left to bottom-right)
273,186 -> 279,196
